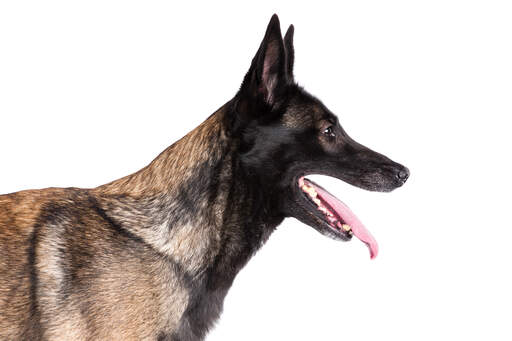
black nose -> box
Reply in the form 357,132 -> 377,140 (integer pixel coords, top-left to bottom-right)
396,166 -> 410,183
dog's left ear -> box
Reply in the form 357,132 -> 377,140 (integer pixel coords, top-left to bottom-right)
240,14 -> 292,107
284,24 -> 294,79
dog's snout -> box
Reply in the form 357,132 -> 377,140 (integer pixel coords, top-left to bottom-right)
396,166 -> 409,184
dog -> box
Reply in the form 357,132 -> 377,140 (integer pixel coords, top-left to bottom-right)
0,14 -> 409,340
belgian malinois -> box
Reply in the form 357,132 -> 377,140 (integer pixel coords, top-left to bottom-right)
0,14 -> 409,340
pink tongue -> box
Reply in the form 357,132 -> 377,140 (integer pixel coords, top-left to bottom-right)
311,183 -> 379,259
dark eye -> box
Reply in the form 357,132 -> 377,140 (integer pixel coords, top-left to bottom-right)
323,126 -> 335,137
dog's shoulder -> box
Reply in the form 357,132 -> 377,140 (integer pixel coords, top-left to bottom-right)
0,187 -> 84,339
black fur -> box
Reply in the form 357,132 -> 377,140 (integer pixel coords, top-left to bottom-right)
26,227 -> 42,340
171,14 -> 409,339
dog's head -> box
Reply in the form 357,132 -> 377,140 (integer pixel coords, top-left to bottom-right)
229,15 -> 409,258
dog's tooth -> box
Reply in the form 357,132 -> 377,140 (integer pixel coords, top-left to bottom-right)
313,198 -> 321,206
319,206 -> 328,214
341,224 -> 352,232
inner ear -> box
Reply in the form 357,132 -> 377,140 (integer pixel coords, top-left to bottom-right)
261,37 -> 284,104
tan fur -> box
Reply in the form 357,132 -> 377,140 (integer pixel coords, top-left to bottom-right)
0,107 -> 230,340
96,111 -> 226,197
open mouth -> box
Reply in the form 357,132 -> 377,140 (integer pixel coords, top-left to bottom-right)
298,177 -> 378,259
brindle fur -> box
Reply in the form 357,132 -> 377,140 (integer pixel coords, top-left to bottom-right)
0,15 -> 408,340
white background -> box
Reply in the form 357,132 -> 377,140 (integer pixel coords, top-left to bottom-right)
1,1 -> 511,340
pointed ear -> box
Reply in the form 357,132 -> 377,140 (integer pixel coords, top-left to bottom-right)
240,14 -> 289,106
284,24 -> 295,78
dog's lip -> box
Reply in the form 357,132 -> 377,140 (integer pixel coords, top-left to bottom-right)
296,175 -> 379,259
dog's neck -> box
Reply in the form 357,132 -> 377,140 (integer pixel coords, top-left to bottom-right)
96,106 -> 228,197
93,103 -> 283,287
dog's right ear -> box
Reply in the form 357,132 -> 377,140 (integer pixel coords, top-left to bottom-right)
239,14 -> 291,108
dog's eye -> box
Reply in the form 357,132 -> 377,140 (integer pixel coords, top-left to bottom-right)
323,126 -> 335,137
